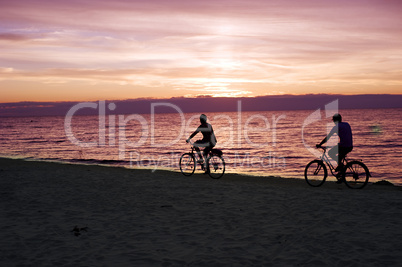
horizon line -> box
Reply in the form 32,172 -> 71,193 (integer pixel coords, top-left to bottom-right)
1,94 -> 402,117
1,93 -> 402,105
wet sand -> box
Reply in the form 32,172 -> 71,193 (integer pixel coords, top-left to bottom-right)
1,157 -> 401,266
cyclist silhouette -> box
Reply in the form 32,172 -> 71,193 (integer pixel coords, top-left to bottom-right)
317,113 -> 353,175
186,114 -> 217,164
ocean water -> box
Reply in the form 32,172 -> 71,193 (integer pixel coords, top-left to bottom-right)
0,108 -> 401,185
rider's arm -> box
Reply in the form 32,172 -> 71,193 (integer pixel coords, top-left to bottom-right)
187,129 -> 199,142
318,136 -> 328,147
318,126 -> 336,147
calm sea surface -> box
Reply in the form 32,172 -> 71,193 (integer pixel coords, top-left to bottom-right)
1,108 -> 401,185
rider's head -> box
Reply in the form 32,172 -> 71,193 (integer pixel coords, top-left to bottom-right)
332,113 -> 342,123
200,114 -> 207,124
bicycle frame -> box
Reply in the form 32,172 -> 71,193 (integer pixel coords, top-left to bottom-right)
306,146 -> 370,189
187,144 -> 223,170
186,140 -> 215,162
318,147 -> 348,177
180,142 -> 225,179
188,146 -> 208,170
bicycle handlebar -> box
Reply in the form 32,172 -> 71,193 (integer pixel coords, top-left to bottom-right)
186,139 -> 194,146
186,140 -> 199,150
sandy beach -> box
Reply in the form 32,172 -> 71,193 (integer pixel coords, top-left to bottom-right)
1,157 -> 401,266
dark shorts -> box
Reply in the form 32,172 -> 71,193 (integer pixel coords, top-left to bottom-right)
194,140 -> 215,155
194,140 -> 213,147
329,145 -> 353,163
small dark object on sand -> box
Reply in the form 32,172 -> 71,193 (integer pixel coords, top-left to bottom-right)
71,226 -> 89,236
373,180 -> 394,186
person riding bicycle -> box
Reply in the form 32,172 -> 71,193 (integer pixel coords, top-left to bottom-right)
186,114 -> 217,166
317,113 -> 353,177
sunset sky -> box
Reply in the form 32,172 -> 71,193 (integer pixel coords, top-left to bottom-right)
1,0 -> 401,103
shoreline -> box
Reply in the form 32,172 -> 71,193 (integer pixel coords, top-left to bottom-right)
1,157 -> 401,266
2,156 -> 399,187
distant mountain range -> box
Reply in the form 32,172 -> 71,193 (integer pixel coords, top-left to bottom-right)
1,94 -> 401,117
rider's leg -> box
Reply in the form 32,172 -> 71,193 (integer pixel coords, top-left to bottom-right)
335,147 -> 353,182
328,145 -> 339,163
193,146 -> 203,162
203,145 -> 213,159
194,140 -> 205,163
202,145 -> 213,173
338,146 -> 353,165
329,145 -> 345,172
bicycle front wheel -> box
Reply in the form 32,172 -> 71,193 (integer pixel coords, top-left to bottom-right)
342,161 -> 370,189
207,155 -> 225,179
304,160 -> 327,187
179,153 -> 196,176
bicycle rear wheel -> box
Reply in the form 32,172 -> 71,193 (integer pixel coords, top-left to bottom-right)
207,155 -> 225,179
304,160 -> 327,187
179,153 -> 196,176
342,161 -> 370,189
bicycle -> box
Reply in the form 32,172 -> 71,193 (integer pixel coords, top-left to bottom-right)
179,142 -> 225,179
304,146 -> 371,189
